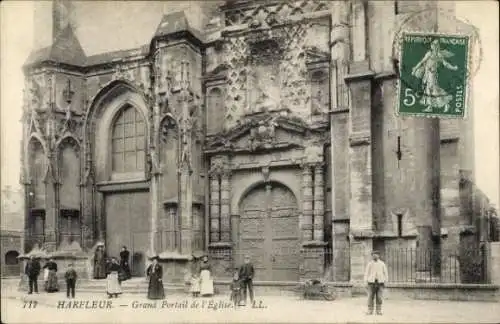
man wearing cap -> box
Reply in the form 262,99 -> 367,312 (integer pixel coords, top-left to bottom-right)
25,256 -> 41,294
364,250 -> 388,315
238,255 -> 255,306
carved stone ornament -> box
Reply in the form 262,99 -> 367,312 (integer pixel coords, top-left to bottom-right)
223,1 -> 332,28
209,156 -> 229,177
108,63 -> 153,105
28,78 -> 42,112
249,117 -> 278,151
261,165 -> 270,182
160,114 -> 178,143
304,145 -> 323,163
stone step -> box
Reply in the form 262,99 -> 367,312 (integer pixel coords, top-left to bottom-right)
15,277 -> 303,296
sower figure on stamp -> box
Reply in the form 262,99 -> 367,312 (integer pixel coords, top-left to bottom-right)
364,251 -> 388,315
238,255 -> 255,306
411,39 -> 458,113
146,255 -> 165,300
25,256 -> 41,294
64,263 -> 78,299
120,246 -> 131,280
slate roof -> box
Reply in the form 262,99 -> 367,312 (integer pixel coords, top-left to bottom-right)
25,11 -> 205,69
24,25 -> 86,67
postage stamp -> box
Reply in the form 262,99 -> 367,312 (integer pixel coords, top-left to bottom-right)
396,33 -> 470,118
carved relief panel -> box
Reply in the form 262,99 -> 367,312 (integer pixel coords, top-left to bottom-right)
221,18 -> 330,126
222,37 -> 249,126
223,1 -> 331,27
247,40 -> 283,114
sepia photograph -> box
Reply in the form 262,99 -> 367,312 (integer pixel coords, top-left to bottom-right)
1,1 -> 499,323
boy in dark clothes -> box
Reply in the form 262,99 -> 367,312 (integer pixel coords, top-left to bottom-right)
238,255 -> 255,306
65,263 -> 78,299
230,272 -> 241,307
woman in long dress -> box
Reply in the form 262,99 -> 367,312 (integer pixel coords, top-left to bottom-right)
411,39 -> 459,112
42,257 -> 50,288
199,255 -> 214,297
94,245 -> 107,279
43,258 -> 59,293
106,258 -> 122,298
146,256 -> 165,300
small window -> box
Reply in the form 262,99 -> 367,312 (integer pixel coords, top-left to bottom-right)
5,251 -> 19,265
397,213 -> 403,237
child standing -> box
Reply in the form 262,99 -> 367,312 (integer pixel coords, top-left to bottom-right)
190,273 -> 201,297
230,272 -> 241,307
64,263 -> 78,299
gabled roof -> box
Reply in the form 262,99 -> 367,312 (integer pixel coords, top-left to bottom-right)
155,11 -> 191,37
25,25 -> 87,67
24,11 -> 205,70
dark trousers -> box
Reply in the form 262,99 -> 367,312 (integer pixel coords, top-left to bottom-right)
66,279 -> 76,298
367,282 -> 384,312
28,276 -> 38,293
240,279 -> 254,303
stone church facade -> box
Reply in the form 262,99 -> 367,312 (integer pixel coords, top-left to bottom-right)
21,1 -> 476,282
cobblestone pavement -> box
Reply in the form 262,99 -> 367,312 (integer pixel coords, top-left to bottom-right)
2,288 -> 500,324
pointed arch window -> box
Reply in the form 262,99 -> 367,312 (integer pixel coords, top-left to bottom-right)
111,105 -> 146,173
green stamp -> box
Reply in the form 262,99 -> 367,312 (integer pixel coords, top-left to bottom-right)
397,33 -> 470,118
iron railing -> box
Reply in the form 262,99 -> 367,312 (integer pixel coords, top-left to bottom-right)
200,246 -> 488,284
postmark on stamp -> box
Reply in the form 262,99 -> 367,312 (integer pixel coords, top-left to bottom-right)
396,33 -> 470,118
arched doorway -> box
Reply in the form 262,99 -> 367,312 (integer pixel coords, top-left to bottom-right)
238,182 -> 300,281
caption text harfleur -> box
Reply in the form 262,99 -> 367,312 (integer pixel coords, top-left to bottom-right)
55,299 -> 267,310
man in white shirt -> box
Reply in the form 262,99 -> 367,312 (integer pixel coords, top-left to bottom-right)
364,250 -> 388,315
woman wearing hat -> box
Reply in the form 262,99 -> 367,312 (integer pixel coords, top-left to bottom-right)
199,255 -> 214,296
146,256 -> 165,300
42,258 -> 59,293
106,257 -> 122,298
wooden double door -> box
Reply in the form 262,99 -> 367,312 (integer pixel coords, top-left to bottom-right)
239,182 -> 300,281
105,190 -> 150,276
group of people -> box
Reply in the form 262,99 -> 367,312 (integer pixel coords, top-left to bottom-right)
229,255 -> 255,306
94,245 -> 132,298
24,256 -> 78,298
187,254 -> 255,307
147,253 -> 256,307
25,245 -> 387,313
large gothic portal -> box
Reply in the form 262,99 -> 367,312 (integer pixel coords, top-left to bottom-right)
21,1 -> 476,283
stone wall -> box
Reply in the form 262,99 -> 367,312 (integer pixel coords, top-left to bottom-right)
1,231 -> 23,277
488,242 -> 500,286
